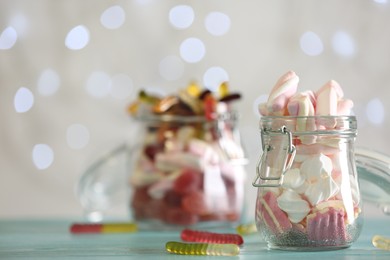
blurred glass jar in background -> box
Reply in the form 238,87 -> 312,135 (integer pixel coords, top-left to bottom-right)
128,84 -> 247,229
77,83 -> 248,228
130,112 -> 247,228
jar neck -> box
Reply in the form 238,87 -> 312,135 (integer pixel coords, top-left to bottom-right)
132,111 -> 240,125
260,116 -> 357,137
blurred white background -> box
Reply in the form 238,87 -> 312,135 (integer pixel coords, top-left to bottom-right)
1,0 -> 389,220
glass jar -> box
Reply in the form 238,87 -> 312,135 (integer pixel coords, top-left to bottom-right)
129,111 -> 247,229
252,116 -> 363,251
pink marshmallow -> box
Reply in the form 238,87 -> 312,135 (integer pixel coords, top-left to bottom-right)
337,99 -> 354,115
316,80 -> 344,98
266,71 -> 299,115
287,91 -> 316,116
287,92 -> 317,143
187,139 -> 219,164
258,102 -> 269,116
315,80 -> 344,116
287,94 -> 315,130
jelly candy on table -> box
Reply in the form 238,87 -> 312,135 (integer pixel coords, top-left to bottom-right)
181,229 -> 244,245
165,241 -> 240,256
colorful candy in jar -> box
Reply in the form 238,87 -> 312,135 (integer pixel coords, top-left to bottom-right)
255,71 -> 362,248
127,82 -> 246,227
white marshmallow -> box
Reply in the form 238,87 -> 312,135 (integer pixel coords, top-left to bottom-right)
277,189 -> 310,223
281,168 -> 305,190
155,152 -> 203,172
129,167 -> 163,187
304,176 -> 339,206
147,170 -> 181,199
300,153 -> 333,182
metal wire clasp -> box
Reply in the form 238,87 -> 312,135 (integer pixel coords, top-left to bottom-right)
252,126 -> 296,188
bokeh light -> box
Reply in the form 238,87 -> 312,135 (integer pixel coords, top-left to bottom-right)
0,26 -> 18,50
14,87 -> 34,113
65,25 -> 90,50
100,5 -> 126,29
332,31 -> 356,57
373,0 -> 388,4
204,12 -> 231,36
169,5 -> 194,29
37,69 -> 60,96
300,31 -> 324,56
9,13 -> 28,37
203,66 -> 229,92
366,98 -> 385,125
180,37 -> 206,63
32,144 -> 54,170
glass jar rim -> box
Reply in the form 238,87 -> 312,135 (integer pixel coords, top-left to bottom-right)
131,111 -> 240,123
260,115 -> 356,120
260,115 -> 357,136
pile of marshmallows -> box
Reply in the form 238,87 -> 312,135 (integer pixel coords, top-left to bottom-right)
259,70 -> 354,118
257,71 -> 359,232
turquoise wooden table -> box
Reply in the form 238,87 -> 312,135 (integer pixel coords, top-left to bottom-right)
0,217 -> 389,259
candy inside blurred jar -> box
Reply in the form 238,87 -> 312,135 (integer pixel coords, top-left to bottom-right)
127,82 -> 247,228
253,71 -> 363,251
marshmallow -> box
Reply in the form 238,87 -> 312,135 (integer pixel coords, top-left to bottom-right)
304,176 -> 339,206
300,154 -> 333,182
147,178 -> 174,199
187,139 -> 219,164
287,91 -> 317,144
155,152 -> 203,172
266,71 -> 299,115
216,137 -> 245,160
130,167 -> 164,187
287,91 -> 316,117
258,102 -> 269,116
129,155 -> 163,186
260,72 -> 353,118
315,80 -> 344,116
306,207 -> 347,245
281,168 -> 305,190
147,170 -> 182,199
257,191 -> 292,234
277,189 -> 310,223
337,98 -> 354,115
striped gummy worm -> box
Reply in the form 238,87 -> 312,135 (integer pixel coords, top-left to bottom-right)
165,241 -> 240,256
180,229 -> 244,245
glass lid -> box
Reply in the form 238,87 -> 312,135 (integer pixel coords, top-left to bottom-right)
355,147 -> 390,216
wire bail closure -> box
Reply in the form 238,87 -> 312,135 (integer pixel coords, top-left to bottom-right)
252,126 -> 296,188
